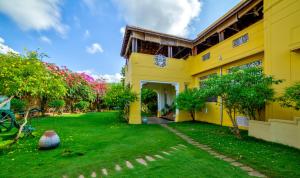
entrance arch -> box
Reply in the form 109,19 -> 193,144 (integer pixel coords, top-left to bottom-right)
140,80 -> 179,124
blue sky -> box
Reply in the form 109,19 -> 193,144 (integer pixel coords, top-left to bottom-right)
0,0 -> 240,82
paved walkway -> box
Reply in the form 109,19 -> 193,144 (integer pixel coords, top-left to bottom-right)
160,124 -> 266,178
146,117 -> 173,124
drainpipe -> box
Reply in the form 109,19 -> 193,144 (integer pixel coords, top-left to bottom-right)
220,67 -> 223,126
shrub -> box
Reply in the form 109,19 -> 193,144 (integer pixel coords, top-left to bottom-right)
48,100 -> 65,115
176,88 -> 207,121
10,98 -> 27,112
279,82 -> 300,110
104,84 -> 137,121
74,101 -> 90,112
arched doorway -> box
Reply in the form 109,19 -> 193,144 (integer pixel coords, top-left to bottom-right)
141,81 -> 178,124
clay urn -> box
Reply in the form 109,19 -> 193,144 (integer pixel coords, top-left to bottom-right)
39,130 -> 60,150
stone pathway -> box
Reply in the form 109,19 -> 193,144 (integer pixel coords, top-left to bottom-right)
63,144 -> 186,178
160,124 -> 266,178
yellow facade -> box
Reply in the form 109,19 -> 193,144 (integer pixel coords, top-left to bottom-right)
122,0 -> 300,130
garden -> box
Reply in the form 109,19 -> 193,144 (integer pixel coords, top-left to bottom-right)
1,51 -> 300,177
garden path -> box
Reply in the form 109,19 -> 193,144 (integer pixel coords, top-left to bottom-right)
160,124 -> 266,178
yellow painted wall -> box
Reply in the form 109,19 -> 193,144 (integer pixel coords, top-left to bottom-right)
264,0 -> 300,121
125,53 -> 192,124
186,20 -> 264,76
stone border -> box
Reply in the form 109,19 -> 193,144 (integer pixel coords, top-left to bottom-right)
160,124 -> 266,178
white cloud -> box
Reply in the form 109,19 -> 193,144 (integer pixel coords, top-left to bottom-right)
0,0 -> 68,36
84,30 -> 90,38
113,0 -> 202,37
77,69 -> 122,83
99,73 -> 122,83
86,43 -> 104,54
0,36 -> 18,54
40,36 -> 52,44
0,37 -> 4,43
120,26 -> 125,36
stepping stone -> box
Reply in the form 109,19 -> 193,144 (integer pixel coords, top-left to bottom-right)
91,172 -> 97,178
126,161 -> 134,169
162,151 -> 170,155
231,162 -> 243,167
223,157 -> 235,163
115,164 -> 122,171
145,155 -> 155,161
154,154 -> 164,159
248,171 -> 266,177
240,166 -> 254,172
178,144 -> 187,148
62,175 -> 68,178
215,155 -> 227,159
78,175 -> 84,178
136,158 -> 148,166
102,168 -> 108,176
171,146 -> 178,150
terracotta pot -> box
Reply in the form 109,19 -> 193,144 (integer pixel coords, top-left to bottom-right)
39,130 -> 60,150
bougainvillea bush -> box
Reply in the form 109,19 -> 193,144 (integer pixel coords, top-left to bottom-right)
45,63 -> 106,112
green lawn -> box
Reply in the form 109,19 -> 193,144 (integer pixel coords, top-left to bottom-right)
170,121 -> 300,178
0,112 -> 251,178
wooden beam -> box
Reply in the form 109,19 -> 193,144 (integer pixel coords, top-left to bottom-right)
173,47 -> 186,58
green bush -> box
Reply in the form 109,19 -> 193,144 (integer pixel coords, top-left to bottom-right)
11,98 -> 27,112
279,82 -> 300,110
74,101 -> 90,112
176,88 -> 207,121
48,99 -> 65,114
104,84 -> 137,121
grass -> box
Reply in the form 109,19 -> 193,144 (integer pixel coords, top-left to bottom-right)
0,112 -> 252,178
169,121 -> 300,178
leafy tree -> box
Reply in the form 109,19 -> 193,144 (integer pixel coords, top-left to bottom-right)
104,84 -> 137,121
203,67 -> 281,138
45,64 -> 101,112
235,67 -> 281,121
48,99 -> 65,115
176,88 -> 207,122
120,66 -> 125,86
279,82 -> 300,110
0,51 -> 67,142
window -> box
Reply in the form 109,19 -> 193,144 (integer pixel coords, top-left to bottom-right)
202,52 -> 210,61
199,73 -> 217,102
228,60 -> 262,73
232,33 -> 249,47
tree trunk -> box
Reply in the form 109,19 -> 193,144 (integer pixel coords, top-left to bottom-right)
13,109 -> 29,143
227,109 -> 241,139
190,111 -> 195,122
40,96 -> 47,116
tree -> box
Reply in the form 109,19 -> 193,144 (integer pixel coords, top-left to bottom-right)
45,64 -> 101,112
235,67 -> 281,121
279,82 -> 300,110
103,84 -> 137,121
0,51 -> 67,142
203,67 -> 281,138
176,88 -> 207,122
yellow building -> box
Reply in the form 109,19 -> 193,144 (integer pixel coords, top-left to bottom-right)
121,0 -> 300,148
